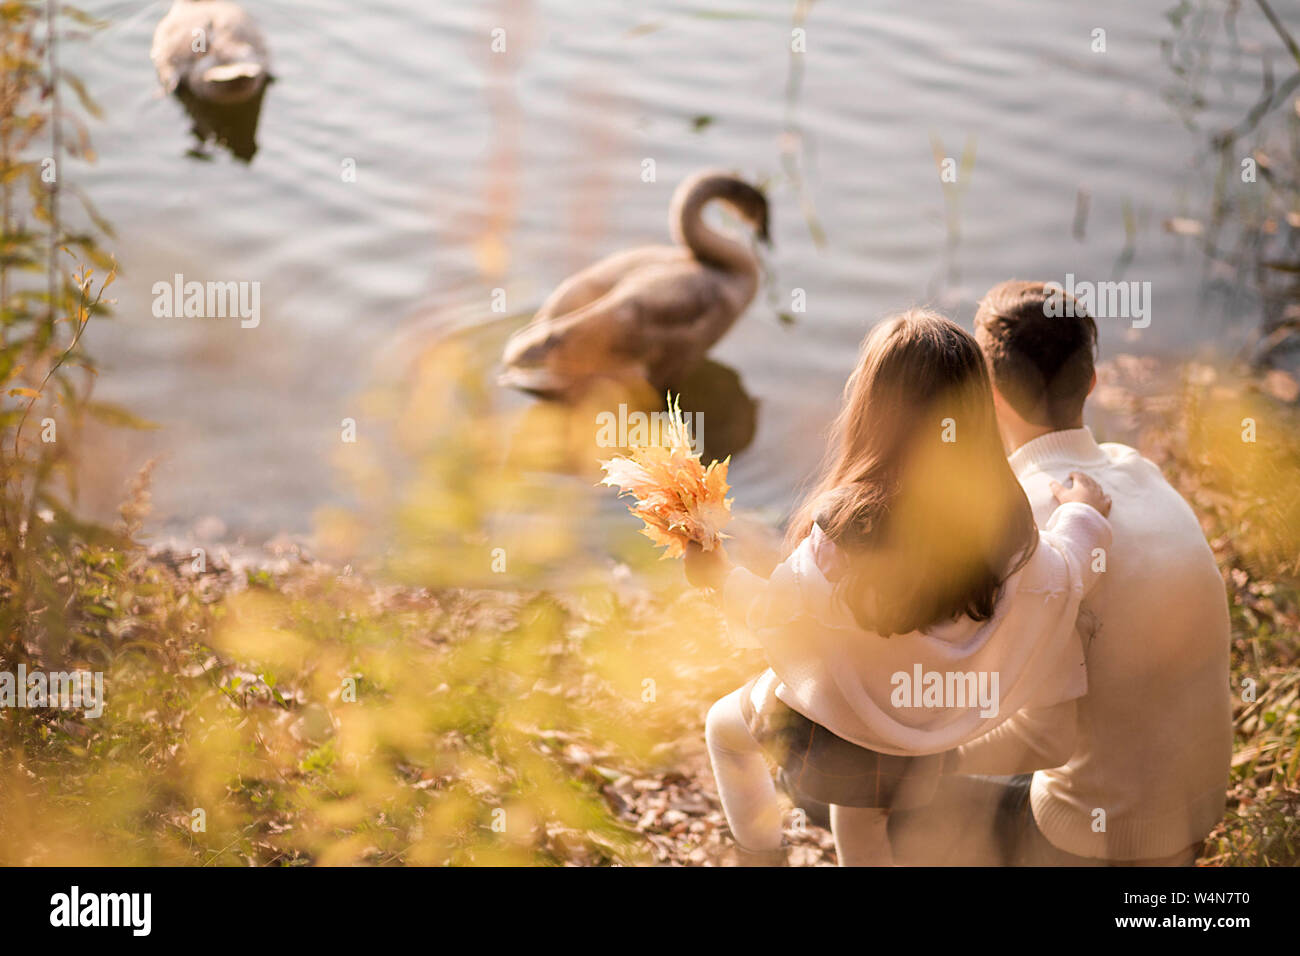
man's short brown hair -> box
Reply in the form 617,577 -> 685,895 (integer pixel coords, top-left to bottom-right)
973,279 -> 1097,429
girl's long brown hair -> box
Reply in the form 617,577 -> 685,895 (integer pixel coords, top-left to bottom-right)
785,309 -> 1038,636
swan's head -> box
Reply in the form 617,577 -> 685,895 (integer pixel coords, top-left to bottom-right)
719,177 -> 770,245
671,171 -> 771,246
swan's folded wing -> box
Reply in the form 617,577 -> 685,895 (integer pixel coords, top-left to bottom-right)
612,261 -> 735,328
533,247 -> 684,322
603,261 -> 748,384
501,253 -> 748,391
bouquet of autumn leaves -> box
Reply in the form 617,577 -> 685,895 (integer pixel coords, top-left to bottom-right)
598,395 -> 733,558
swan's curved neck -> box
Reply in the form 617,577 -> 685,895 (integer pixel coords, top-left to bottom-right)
670,184 -> 756,273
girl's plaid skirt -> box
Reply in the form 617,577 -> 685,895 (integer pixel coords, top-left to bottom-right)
738,671 -> 949,810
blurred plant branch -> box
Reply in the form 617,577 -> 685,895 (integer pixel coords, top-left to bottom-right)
0,0 -> 120,667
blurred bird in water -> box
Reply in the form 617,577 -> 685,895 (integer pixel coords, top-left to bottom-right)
152,0 -> 272,105
500,170 -> 771,402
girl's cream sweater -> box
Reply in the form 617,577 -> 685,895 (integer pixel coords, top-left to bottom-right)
721,500 -> 1112,756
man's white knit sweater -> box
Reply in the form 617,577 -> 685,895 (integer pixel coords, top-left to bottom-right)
954,428 -> 1232,860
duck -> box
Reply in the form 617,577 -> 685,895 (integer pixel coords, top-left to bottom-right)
152,0 -> 271,106
500,170 -> 770,400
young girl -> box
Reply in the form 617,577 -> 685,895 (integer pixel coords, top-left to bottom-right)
686,310 -> 1112,865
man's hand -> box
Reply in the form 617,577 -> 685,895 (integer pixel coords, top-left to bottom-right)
684,541 -> 732,590
1049,471 -> 1112,517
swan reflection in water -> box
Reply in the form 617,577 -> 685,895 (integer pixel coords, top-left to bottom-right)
503,356 -> 760,480
175,82 -> 268,163
669,358 -> 759,464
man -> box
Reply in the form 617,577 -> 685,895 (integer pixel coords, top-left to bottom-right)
888,280 -> 1232,866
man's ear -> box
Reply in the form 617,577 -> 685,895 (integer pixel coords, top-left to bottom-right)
1088,370 -> 1097,397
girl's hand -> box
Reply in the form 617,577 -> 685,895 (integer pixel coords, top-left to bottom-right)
684,541 -> 732,590
1050,471 -> 1112,518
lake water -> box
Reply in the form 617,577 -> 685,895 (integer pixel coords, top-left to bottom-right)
69,0 -> 1296,540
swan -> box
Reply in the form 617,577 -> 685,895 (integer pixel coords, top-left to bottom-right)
152,0 -> 271,105
500,170 -> 770,400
